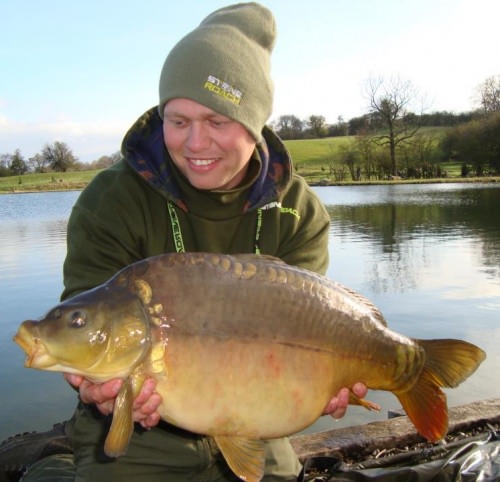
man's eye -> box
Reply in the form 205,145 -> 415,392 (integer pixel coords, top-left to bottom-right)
168,119 -> 186,127
210,119 -> 228,127
70,311 -> 87,328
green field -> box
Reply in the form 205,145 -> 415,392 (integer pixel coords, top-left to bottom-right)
283,135 -> 468,183
0,170 -> 99,193
283,129 -> 462,183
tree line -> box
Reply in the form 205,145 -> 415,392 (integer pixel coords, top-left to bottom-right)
0,143 -> 121,177
271,109 -> 474,140
2,75 -> 499,180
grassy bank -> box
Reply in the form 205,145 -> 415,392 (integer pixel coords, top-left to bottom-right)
1,167 -> 498,194
0,170 -> 100,193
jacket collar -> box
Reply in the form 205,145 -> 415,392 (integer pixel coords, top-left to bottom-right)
122,106 -> 292,212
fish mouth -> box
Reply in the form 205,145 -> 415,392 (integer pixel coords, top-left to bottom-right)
13,321 -> 58,369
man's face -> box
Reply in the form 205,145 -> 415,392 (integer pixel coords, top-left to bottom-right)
163,98 -> 257,190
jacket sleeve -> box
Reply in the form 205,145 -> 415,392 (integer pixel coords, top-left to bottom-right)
61,167 -> 150,300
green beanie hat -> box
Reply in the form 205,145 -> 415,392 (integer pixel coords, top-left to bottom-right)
158,2 -> 276,142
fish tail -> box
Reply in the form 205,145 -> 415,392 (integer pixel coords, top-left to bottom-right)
395,366 -> 448,442
395,339 -> 486,442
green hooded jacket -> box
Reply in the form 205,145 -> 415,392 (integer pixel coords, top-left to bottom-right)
62,107 -> 330,300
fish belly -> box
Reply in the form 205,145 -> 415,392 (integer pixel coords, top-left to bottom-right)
155,334 -> 340,438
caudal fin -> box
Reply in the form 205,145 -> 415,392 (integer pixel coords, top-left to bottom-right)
395,339 -> 486,442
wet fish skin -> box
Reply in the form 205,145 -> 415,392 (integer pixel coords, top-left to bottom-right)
13,253 -> 486,482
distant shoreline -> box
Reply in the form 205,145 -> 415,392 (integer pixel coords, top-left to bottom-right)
1,176 -> 499,195
0,184 -> 88,195
309,177 -> 500,187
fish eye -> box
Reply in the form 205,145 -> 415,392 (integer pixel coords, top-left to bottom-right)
70,311 -> 87,328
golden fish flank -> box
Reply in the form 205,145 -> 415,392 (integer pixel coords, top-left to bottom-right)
13,252 -> 486,482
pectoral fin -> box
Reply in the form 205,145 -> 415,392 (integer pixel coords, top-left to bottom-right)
349,392 -> 381,411
214,436 -> 265,482
103,378 -> 134,457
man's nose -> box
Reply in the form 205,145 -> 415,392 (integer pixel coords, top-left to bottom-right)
186,122 -> 210,151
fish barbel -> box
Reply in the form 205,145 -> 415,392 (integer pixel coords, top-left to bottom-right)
13,253 -> 486,482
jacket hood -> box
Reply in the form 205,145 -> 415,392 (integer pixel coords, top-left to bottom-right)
121,107 -> 292,212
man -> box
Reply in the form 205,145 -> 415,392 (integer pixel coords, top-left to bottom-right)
23,3 -> 367,480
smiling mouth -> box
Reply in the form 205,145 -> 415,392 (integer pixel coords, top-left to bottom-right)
187,157 -> 220,171
188,158 -> 219,167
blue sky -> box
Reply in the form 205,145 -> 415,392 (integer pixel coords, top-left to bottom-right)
1,0 -> 498,163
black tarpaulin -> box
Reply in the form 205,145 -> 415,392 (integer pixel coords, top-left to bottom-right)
301,430 -> 500,482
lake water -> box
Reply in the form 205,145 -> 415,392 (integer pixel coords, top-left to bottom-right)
0,184 -> 499,441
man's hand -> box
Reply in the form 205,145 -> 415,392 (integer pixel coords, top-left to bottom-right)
64,374 -> 162,429
322,382 -> 368,419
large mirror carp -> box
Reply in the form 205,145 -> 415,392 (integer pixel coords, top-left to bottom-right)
14,253 -> 486,482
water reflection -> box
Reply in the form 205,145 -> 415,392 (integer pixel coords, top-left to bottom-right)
323,184 -> 500,294
0,191 -> 80,221
0,192 -> 80,440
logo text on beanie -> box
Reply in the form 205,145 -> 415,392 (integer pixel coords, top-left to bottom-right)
204,75 -> 242,106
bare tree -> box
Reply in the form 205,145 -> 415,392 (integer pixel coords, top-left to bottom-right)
90,151 -> 122,170
338,142 -> 361,181
354,135 -> 378,180
272,115 -> 304,139
28,153 -> 50,173
365,76 -> 422,176
42,141 -> 78,172
307,115 -> 327,138
475,75 -> 500,113
9,149 -> 28,175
